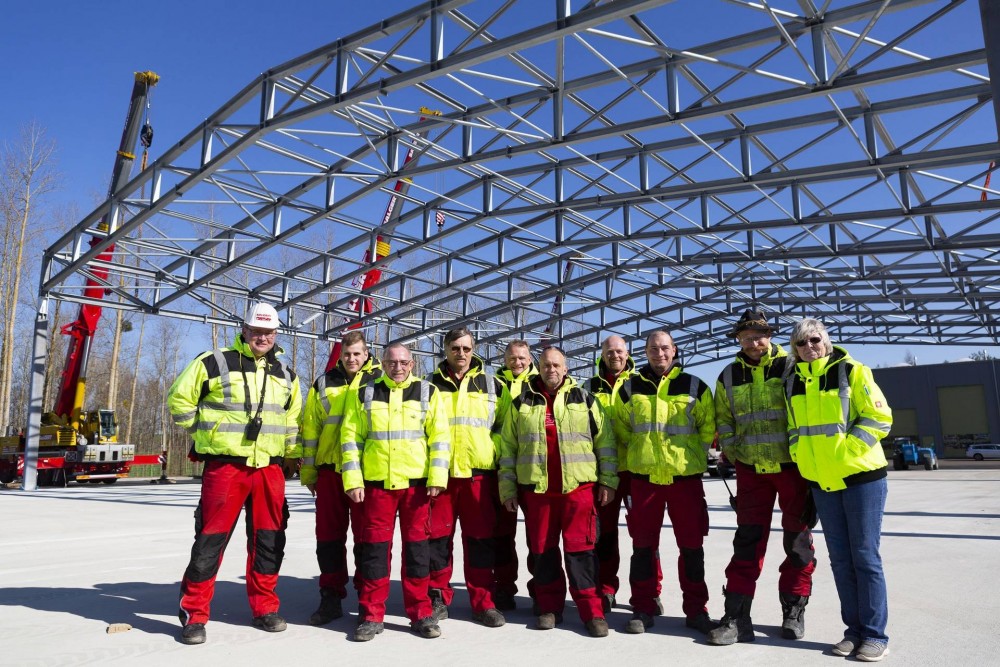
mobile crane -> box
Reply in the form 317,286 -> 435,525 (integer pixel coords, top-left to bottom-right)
0,72 -> 164,486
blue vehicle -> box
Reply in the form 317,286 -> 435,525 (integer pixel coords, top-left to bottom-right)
892,438 -> 938,471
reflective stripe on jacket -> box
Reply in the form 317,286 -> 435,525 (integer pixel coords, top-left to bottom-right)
614,364 -> 715,484
785,346 -> 892,492
300,357 -> 382,484
498,375 -> 617,503
589,356 -> 635,464
339,373 -> 451,491
715,343 -> 790,474
167,334 -> 302,468
428,356 -> 511,478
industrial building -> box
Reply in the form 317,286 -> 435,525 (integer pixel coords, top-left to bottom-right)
874,359 -> 1000,459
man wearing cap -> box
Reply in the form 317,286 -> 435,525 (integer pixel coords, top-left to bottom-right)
300,331 -> 382,626
493,340 -> 537,609
586,335 -> 638,614
168,302 -> 302,645
707,309 -> 816,646
613,330 -> 716,636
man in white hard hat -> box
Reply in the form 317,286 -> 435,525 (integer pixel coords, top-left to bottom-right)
168,302 -> 303,645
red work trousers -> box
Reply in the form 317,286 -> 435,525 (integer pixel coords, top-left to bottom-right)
354,485 -> 432,623
627,475 -> 709,618
428,474 -> 499,612
724,463 -> 816,597
314,467 -> 363,597
494,496 -> 520,598
179,461 -> 289,626
520,484 -> 603,623
595,471 -> 629,596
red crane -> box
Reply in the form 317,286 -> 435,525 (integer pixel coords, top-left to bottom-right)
326,107 -> 440,370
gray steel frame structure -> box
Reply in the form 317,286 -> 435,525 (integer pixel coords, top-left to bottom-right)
32,0 -> 1000,374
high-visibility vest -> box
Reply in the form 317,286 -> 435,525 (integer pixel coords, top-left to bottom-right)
428,356 -> 511,477
715,344 -> 790,474
613,364 -> 715,485
167,334 -> 302,468
340,373 -> 451,491
498,375 -> 617,502
785,346 -> 892,492
300,357 -> 381,483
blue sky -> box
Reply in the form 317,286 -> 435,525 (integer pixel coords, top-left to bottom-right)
2,0 -> 997,384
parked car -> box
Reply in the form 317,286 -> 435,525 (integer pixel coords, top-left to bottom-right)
967,444 -> 1000,461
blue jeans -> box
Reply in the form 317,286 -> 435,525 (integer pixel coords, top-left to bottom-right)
812,477 -> 888,644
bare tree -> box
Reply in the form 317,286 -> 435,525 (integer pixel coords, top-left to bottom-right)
0,122 -> 58,433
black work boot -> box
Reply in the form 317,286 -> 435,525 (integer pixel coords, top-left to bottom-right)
779,592 -> 809,640
429,588 -> 449,621
309,589 -> 343,625
706,588 -> 754,646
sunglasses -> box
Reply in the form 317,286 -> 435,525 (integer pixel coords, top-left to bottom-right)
794,336 -> 823,347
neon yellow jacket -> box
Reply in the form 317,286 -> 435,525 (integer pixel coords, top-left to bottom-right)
498,376 -> 617,503
498,363 -> 538,400
613,364 -> 715,484
588,356 -> 635,464
715,343 -> 791,473
428,357 -> 511,478
167,334 -> 302,468
785,346 -> 892,492
300,357 -> 381,484
340,372 -> 451,491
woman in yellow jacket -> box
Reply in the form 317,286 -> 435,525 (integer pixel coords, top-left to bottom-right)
785,318 -> 892,662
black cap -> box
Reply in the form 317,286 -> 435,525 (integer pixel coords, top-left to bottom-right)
730,308 -> 776,338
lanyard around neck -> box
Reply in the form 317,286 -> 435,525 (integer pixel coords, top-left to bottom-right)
240,357 -> 268,420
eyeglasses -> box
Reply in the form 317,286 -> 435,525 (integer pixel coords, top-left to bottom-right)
244,327 -> 277,339
383,360 -> 412,367
738,334 -> 770,345
795,336 -> 823,347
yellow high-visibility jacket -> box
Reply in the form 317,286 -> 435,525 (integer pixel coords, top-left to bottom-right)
498,376 -> 617,503
300,357 -> 382,484
785,346 -> 892,492
428,356 -> 511,478
167,334 -> 302,468
715,343 -> 791,474
498,363 -> 538,400
340,372 -> 451,491
613,364 -> 715,484
588,356 -> 635,463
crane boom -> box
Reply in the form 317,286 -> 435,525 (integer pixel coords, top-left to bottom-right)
54,72 -> 159,427
326,108 -> 440,370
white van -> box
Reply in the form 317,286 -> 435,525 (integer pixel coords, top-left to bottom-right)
967,444 -> 1000,461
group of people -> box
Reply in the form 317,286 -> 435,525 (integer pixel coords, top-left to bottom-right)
167,303 -> 893,661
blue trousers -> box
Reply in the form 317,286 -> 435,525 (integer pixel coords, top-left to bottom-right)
812,477 -> 888,644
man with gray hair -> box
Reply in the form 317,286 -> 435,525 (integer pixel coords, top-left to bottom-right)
340,342 -> 451,641
493,339 -> 537,609
587,335 -> 637,614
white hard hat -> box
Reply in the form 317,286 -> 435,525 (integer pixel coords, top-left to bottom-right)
245,302 -> 280,330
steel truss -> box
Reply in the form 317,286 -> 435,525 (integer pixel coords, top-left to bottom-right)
39,0 -> 1000,370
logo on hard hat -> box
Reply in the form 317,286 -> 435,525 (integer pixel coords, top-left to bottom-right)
246,303 -> 280,330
